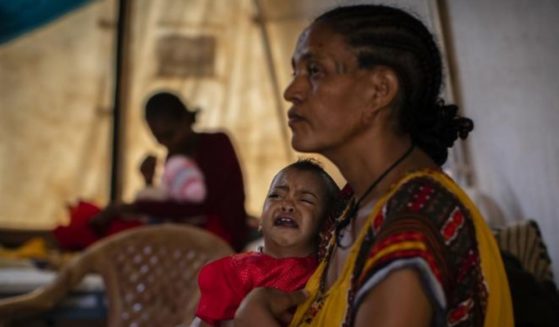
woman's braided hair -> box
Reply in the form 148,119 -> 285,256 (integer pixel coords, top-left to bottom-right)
314,5 -> 473,165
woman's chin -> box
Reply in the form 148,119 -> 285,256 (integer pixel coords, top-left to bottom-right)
291,138 -> 321,153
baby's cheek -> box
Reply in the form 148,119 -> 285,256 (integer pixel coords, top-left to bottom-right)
261,202 -> 273,217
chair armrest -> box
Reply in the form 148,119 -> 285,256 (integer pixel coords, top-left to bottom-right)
0,254 -> 92,322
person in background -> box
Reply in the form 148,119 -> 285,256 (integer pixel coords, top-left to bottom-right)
91,91 -> 248,251
192,159 -> 342,327
234,4 -> 514,326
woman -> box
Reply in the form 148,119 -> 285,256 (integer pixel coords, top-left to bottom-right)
235,5 -> 513,326
91,92 -> 248,252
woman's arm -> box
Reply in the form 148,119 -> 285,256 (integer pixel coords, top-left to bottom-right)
354,268 -> 432,327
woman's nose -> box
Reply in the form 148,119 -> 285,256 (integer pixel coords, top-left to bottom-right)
283,75 -> 306,104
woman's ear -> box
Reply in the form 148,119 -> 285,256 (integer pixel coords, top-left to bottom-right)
363,66 -> 399,120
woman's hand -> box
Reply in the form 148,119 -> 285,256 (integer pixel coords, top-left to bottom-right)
89,202 -> 127,235
190,317 -> 213,327
234,288 -> 307,327
139,154 -> 157,186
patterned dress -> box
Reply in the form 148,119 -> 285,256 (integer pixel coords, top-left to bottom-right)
289,169 -> 513,327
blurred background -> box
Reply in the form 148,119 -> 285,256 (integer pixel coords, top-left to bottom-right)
0,0 -> 558,283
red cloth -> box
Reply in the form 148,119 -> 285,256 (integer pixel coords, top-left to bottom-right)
52,201 -> 143,250
195,252 -> 317,326
134,132 -> 248,251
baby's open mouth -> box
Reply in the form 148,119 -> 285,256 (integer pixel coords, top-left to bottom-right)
273,216 -> 299,228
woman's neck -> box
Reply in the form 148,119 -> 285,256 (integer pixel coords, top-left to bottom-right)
168,131 -> 199,156
325,134 -> 431,201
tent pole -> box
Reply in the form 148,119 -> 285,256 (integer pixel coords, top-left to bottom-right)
429,0 -> 475,187
110,0 -> 132,201
253,0 -> 294,161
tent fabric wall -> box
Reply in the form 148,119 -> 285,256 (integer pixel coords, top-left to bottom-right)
0,1 -> 115,229
446,0 -> 559,284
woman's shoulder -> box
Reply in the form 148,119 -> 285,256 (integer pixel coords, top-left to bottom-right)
391,169 -> 452,192
385,169 -> 468,219
198,131 -> 233,144
357,170 -> 485,314
196,131 -> 237,156
371,169 -> 477,247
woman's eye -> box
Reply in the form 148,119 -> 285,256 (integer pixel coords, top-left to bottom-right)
267,193 -> 279,199
307,63 -> 321,76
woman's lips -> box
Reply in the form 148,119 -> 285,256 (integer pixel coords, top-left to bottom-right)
287,109 -> 304,127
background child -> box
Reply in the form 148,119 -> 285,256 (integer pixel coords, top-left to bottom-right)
135,153 -> 206,203
192,159 -> 342,327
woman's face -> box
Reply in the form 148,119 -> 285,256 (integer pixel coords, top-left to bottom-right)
261,167 -> 327,257
284,23 -> 376,155
147,117 -> 192,151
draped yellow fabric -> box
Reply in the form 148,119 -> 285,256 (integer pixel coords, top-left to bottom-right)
289,170 -> 514,327
437,172 -> 514,327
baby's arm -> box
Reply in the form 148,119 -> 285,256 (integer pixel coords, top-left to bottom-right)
196,256 -> 249,325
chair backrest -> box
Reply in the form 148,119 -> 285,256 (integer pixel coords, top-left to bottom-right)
0,224 -> 233,326
494,219 -> 554,283
86,224 -> 233,326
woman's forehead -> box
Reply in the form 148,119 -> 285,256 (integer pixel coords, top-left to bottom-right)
292,24 -> 354,63
295,24 -> 333,51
